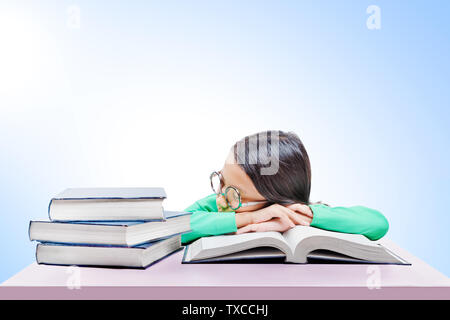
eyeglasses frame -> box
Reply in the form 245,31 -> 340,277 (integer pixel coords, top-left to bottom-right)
210,171 -> 267,210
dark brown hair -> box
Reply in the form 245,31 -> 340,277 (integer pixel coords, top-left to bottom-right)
233,130 -> 312,205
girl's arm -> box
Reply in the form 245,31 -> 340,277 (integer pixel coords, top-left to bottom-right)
309,204 -> 389,240
182,194 -> 389,244
181,194 -> 239,244
181,194 -> 260,244
181,211 -> 238,244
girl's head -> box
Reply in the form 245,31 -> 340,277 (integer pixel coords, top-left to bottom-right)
216,130 -> 312,213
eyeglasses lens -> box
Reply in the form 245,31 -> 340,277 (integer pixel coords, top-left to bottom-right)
225,187 -> 241,210
211,173 -> 222,194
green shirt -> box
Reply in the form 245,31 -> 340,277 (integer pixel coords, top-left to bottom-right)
181,194 -> 389,244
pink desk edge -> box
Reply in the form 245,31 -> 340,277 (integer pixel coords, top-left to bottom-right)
1,238 -> 449,300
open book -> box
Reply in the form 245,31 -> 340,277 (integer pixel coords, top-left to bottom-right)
182,226 -> 410,264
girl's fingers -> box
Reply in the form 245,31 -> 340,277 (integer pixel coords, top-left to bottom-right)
236,219 -> 292,234
236,204 -> 313,235
236,224 -> 259,234
285,203 -> 313,217
252,207 -> 293,227
283,206 -> 312,226
272,211 -> 295,228
250,204 -> 309,229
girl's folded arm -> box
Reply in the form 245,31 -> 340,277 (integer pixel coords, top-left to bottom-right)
181,211 -> 237,244
309,204 -> 389,241
181,194 -> 238,244
182,195 -> 390,243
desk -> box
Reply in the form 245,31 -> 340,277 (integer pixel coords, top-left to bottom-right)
1,239 -> 449,299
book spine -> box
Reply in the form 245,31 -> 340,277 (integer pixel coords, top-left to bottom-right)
28,221 -> 33,241
47,198 -> 54,221
35,243 -> 41,264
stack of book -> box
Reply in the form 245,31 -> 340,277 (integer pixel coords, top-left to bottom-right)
29,187 -> 192,268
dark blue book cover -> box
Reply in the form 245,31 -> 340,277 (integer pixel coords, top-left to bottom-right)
29,211 -> 192,247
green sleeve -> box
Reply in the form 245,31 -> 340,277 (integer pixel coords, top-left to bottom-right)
181,194 -> 237,244
309,204 -> 389,240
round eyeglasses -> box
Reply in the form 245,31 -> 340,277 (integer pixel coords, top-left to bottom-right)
210,171 -> 267,210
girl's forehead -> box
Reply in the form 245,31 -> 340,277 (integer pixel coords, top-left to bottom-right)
225,149 -> 235,164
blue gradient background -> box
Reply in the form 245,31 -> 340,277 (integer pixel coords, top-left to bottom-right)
0,1 -> 449,282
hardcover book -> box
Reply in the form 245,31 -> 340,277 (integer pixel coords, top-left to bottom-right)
48,187 -> 167,221
30,211 -> 191,247
36,234 -> 182,268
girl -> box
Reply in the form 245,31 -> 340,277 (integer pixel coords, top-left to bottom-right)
181,130 -> 388,245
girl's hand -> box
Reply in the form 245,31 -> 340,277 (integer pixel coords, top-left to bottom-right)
236,217 -> 297,234
283,203 -> 314,226
236,203 -> 311,234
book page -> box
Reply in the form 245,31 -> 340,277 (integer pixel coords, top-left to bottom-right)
282,226 -> 378,250
281,226 -> 401,264
282,226 -> 318,251
188,231 -> 292,261
200,231 -> 287,249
